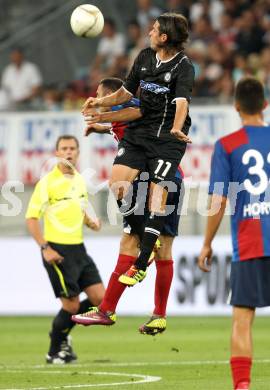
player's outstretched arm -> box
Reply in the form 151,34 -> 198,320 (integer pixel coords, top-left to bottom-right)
85,107 -> 142,124
82,86 -> 133,114
198,194 -> 227,272
170,99 -> 192,143
84,123 -> 111,137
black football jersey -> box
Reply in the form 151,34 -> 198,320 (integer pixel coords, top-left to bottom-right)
123,47 -> 195,141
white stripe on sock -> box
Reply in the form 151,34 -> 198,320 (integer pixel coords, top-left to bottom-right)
145,227 -> 160,236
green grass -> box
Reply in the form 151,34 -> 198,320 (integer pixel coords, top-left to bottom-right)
0,316 -> 269,389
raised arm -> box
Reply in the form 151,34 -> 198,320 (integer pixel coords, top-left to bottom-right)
84,123 -> 111,137
82,86 -> 133,113
85,107 -> 142,124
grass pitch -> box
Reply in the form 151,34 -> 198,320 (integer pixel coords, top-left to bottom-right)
0,316 -> 270,389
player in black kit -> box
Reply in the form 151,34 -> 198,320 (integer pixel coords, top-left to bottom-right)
82,13 -> 194,286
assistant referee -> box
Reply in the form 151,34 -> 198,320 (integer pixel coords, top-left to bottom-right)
26,134 -> 105,364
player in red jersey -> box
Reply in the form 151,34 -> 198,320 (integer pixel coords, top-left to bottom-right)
72,78 -> 184,335
84,77 -> 140,141
198,77 -> 270,390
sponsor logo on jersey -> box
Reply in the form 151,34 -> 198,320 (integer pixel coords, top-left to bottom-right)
140,80 -> 170,94
164,72 -> 172,82
117,147 -> 125,157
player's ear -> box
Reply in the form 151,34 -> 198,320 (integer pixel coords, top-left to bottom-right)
234,101 -> 240,112
263,100 -> 268,110
55,149 -> 59,157
160,33 -> 167,43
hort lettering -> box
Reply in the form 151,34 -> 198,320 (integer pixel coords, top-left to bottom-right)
243,201 -> 270,217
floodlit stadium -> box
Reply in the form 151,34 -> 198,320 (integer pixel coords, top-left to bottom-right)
1,1 -> 270,389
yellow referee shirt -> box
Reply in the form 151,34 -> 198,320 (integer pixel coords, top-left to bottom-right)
26,166 -> 88,244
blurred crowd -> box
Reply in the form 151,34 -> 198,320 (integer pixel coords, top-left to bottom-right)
1,0 -> 270,111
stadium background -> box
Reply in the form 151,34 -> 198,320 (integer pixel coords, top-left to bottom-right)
1,0 -> 270,316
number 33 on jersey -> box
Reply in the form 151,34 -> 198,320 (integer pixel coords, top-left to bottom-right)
209,125 -> 270,262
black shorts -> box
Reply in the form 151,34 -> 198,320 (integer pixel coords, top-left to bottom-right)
123,177 -> 184,237
114,138 -> 185,182
230,257 -> 270,308
42,242 -> 102,298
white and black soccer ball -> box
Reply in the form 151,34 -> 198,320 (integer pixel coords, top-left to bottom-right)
70,4 -> 104,38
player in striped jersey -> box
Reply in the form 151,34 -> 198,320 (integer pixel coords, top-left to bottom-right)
198,77 -> 270,390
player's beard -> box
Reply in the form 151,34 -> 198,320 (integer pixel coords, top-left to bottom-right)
153,40 -> 178,56
151,40 -> 163,52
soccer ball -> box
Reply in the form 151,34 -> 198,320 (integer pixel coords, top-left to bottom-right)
70,4 -> 104,38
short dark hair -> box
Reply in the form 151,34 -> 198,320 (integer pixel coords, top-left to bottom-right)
56,135 -> 79,150
235,77 -> 265,114
128,20 -> 140,28
157,13 -> 189,52
11,46 -> 24,54
100,77 -> 123,93
104,18 -> 115,29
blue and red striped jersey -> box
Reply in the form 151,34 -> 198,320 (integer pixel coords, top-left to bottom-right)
209,125 -> 270,262
111,98 -> 140,142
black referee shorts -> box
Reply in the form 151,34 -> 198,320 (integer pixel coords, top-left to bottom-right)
42,242 -> 102,298
230,257 -> 270,308
114,137 -> 185,182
